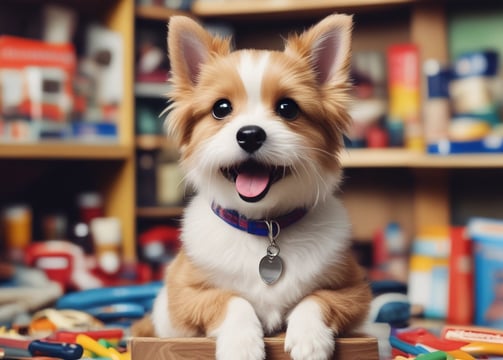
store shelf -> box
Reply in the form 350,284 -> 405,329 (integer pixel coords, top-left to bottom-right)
135,82 -> 171,98
135,141 -> 503,168
137,206 -> 184,218
136,135 -> 176,151
342,148 -> 503,168
135,5 -> 193,20
0,142 -> 132,160
192,0 -> 418,18
136,0 -> 417,21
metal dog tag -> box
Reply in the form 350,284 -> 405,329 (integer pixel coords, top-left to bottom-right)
259,221 -> 283,285
259,244 -> 283,285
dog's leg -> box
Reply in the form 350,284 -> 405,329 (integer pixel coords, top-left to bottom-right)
148,283 -> 265,360
168,288 -> 265,360
166,251 -> 265,360
131,284 -> 199,338
285,260 -> 371,360
285,297 -> 335,360
208,297 -> 265,360
150,286 -> 200,338
284,283 -> 370,360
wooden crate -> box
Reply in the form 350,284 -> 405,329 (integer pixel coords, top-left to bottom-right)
130,336 -> 379,360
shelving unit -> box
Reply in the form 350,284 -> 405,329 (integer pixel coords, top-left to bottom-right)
135,135 -> 184,219
0,0 -> 136,262
135,82 -> 171,98
341,149 -> 503,168
0,143 -> 132,160
133,3 -> 187,231
191,0 -> 417,18
136,5 -> 195,21
2,0 -> 498,294
133,0 -> 503,246
136,206 -> 184,218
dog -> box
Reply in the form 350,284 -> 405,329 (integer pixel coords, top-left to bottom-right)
132,14 -> 372,360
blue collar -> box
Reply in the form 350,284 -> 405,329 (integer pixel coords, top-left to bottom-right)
211,202 -> 308,237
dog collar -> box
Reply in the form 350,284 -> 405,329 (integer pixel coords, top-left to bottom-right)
211,202 -> 307,285
210,202 -> 307,237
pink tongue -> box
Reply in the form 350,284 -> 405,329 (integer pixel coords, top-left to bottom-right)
235,172 -> 270,198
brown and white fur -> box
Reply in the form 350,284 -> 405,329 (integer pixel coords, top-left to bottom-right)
132,14 -> 372,360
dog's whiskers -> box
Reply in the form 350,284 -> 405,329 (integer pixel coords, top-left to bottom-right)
300,145 -> 339,160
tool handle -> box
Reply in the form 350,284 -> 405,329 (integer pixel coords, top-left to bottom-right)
29,340 -> 83,360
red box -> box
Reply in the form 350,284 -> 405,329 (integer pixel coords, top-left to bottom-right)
387,44 -> 422,150
0,36 -> 76,140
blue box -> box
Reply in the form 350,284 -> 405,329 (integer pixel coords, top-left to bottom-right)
468,217 -> 503,328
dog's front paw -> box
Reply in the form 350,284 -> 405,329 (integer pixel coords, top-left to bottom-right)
210,297 -> 265,360
285,299 -> 335,360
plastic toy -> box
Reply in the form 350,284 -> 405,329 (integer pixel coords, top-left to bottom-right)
0,266 -> 63,326
76,334 -> 129,360
25,240 -> 152,290
25,240 -> 103,290
138,225 -> 180,279
390,327 -> 503,359
55,282 -> 161,325
0,336 -> 83,359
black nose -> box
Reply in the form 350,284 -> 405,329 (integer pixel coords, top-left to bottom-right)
236,125 -> 266,153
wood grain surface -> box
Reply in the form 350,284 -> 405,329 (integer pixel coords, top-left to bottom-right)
131,335 -> 379,360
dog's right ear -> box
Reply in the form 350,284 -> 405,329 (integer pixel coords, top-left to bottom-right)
168,16 -> 230,87
285,14 -> 353,86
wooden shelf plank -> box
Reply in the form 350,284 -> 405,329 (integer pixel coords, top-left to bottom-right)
136,135 -> 177,151
135,5 -> 194,20
137,206 -> 184,218
192,0 -> 417,18
134,140 -> 503,168
0,143 -> 132,160
342,148 -> 503,168
135,82 -> 171,98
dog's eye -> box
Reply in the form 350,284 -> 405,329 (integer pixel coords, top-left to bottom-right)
212,99 -> 233,120
275,98 -> 299,120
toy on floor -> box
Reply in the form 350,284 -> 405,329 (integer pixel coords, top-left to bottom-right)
369,279 -> 411,327
0,266 -> 63,327
25,240 -> 152,290
56,281 -> 162,326
391,326 -> 503,359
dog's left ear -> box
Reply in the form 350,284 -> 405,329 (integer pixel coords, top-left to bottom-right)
286,14 -> 353,85
168,16 -> 231,87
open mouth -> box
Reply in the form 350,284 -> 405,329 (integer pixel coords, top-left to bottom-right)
221,160 -> 290,202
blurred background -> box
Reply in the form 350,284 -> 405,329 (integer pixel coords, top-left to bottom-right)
1,0 -> 503,351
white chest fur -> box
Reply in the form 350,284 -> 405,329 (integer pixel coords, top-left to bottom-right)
182,195 -> 351,334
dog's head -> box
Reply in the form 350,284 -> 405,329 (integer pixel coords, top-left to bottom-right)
166,15 -> 353,218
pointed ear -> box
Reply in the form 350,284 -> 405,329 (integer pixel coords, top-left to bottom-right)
167,16 -> 230,86
286,14 -> 353,85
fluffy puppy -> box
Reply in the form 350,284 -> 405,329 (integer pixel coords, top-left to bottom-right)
132,14 -> 372,360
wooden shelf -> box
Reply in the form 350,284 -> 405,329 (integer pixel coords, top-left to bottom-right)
136,135 -> 177,151
137,206 -> 184,218
132,0 -> 503,257
134,141 -> 503,168
135,82 -> 171,98
135,5 -> 193,20
342,149 -> 503,168
192,0 -> 417,18
136,0 -> 417,21
0,142 -> 132,160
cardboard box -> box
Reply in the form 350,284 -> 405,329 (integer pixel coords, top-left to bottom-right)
0,36 -> 76,140
131,336 -> 379,360
469,217 -> 503,327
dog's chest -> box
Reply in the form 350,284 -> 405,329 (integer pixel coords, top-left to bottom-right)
182,197 -> 350,333
190,228 -> 325,332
